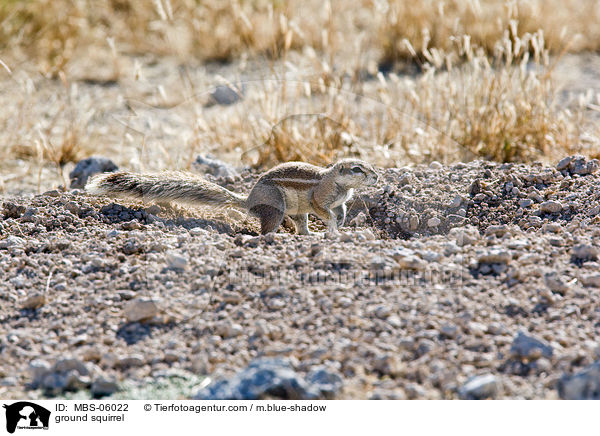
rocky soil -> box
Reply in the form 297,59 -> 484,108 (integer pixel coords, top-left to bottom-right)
1,156 -> 600,399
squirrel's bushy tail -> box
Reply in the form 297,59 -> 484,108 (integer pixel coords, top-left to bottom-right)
86,171 -> 247,209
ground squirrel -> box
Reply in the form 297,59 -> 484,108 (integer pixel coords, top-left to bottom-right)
86,159 -> 378,235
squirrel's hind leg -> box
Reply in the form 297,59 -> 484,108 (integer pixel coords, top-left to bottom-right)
253,205 -> 284,234
247,183 -> 285,234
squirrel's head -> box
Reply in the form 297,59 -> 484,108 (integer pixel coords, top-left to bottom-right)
331,159 -> 378,188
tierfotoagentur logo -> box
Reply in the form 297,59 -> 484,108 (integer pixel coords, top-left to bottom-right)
2,402 -> 50,434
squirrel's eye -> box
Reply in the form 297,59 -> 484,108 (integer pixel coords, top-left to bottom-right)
351,166 -> 363,174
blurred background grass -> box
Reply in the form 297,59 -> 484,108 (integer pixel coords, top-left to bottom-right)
0,0 -> 599,192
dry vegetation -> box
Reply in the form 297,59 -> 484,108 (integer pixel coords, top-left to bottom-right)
379,0 -> 600,65
1,0 -> 599,192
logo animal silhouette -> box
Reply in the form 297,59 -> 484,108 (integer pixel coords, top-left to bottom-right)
3,402 -> 50,434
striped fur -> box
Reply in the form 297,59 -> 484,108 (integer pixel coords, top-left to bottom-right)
86,159 -> 378,234
86,171 -> 247,209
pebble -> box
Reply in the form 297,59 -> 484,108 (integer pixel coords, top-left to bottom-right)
194,358 -> 341,400
208,86 -> 243,107
571,244 -> 598,263
0,235 -> 25,249
91,376 -> 120,397
540,200 -> 563,214
558,361 -> 600,399
448,195 -> 463,209
165,250 -> 189,270
478,249 -> 511,265
215,321 -> 244,338
510,332 -> 553,360
449,226 -> 480,246
556,156 -> 573,171
30,358 -> 91,393
544,272 -> 571,294
123,298 -> 159,323
374,305 -> 392,319
21,293 -> 46,310
427,217 -> 441,228
580,274 -> 600,287
518,199 -> 533,208
459,374 -> 500,399
440,324 -> 458,339
117,355 -> 145,368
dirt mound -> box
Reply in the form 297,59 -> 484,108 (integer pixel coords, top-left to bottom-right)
366,157 -> 600,239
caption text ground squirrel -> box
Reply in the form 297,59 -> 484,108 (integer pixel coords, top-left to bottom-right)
86,159 -> 378,235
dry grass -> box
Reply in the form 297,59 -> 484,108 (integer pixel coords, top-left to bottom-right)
195,29 -> 591,167
0,0 -> 599,193
3,0 -> 599,73
0,0 -> 329,75
378,0 -> 600,66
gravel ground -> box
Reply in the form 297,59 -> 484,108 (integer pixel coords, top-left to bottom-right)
1,155 -> 599,399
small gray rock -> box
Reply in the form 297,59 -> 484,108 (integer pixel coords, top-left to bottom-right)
556,156 -> 573,171
580,274 -> 600,287
194,358 -> 339,400
568,155 -> 599,175
0,235 -> 25,250
544,272 -> 571,294
53,358 -> 89,375
209,85 -> 243,106
31,358 -> 91,393
510,332 -> 553,360
440,324 -> 458,339
518,198 -> 533,208
91,376 -> 120,397
124,298 -> 158,323
448,195 -> 463,209
571,244 -> 598,264
540,200 -> 562,214
70,157 -> 118,189
165,250 -> 188,270
558,361 -> 600,399
459,374 -> 500,399
427,217 -> 441,228
29,359 -> 52,383
450,226 -> 480,246
193,154 -> 238,178
305,367 -> 343,399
